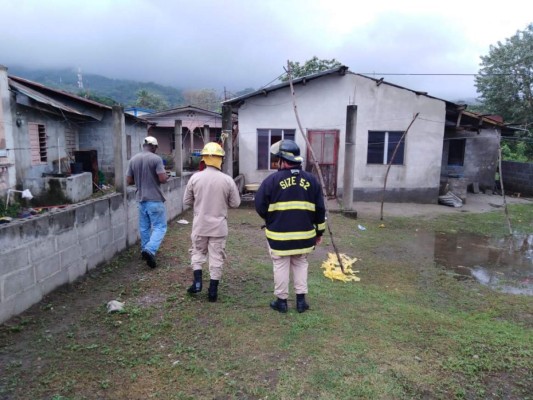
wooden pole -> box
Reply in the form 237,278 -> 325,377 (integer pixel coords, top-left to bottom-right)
380,113 -> 419,220
497,132 -> 513,235
221,104 -> 233,177
286,60 -> 345,273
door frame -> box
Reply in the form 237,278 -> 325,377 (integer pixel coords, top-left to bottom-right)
306,129 -> 339,198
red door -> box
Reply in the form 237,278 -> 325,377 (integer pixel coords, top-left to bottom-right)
306,130 -> 339,198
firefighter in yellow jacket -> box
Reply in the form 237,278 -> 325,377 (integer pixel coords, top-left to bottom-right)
183,142 -> 241,302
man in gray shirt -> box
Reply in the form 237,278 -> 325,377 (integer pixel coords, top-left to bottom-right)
126,136 -> 168,268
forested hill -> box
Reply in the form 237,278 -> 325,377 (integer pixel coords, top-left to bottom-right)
8,66 -> 185,107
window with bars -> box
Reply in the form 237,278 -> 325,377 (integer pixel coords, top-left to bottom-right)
257,128 -> 295,170
29,123 -> 47,165
64,127 -> 76,156
367,131 -> 405,165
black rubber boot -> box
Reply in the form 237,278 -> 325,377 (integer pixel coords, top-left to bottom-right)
296,294 -> 309,313
270,298 -> 288,313
208,279 -> 219,302
187,270 -> 203,294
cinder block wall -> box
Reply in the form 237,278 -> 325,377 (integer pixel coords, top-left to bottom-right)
0,175 -> 190,324
501,161 -> 533,196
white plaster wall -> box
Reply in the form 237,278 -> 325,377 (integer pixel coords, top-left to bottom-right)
237,73 -> 445,193
11,106 -> 77,195
0,67 -> 17,195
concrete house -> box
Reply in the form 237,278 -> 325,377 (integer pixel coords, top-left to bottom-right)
223,66 -> 504,203
0,65 -> 149,203
442,107 -> 510,197
142,105 -> 233,170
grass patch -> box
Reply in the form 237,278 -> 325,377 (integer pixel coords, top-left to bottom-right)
0,203 -> 532,399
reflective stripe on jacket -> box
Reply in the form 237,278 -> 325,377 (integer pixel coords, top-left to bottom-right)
255,167 -> 326,256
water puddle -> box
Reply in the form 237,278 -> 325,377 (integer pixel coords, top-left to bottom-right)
433,232 -> 533,295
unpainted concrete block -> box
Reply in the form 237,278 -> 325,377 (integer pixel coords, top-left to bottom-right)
103,242 -> 119,262
75,202 -> 95,225
112,224 -> 125,242
57,228 -> 79,248
38,269 -> 69,296
35,253 -> 61,281
94,198 -> 111,216
0,247 -> 30,275
96,215 -> 111,232
77,221 -> 98,241
49,209 -> 76,234
0,289 -> 43,324
4,267 -> 35,300
87,251 -> 105,270
98,229 -> 113,248
80,235 -> 99,258
110,208 -> 126,225
29,237 -> 57,262
66,259 -> 88,283
60,245 -> 82,269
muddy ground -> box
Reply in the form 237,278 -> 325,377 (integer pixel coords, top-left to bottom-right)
0,193 -> 531,399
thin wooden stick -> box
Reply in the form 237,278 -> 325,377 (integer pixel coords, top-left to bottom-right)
497,133 -> 513,235
286,61 -> 346,273
380,113 -> 419,220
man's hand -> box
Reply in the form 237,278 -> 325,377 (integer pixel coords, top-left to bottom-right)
315,236 -> 323,246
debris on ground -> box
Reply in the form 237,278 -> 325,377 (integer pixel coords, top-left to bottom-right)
106,300 -> 125,313
438,191 -> 463,207
177,219 -> 189,224
321,252 -> 361,282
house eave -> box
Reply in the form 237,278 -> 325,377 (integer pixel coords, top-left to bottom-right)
223,65 -> 349,106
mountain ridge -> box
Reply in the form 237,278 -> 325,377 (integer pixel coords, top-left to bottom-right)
8,65 -> 185,107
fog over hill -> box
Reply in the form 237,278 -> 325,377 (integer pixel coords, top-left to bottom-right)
8,65 -> 186,108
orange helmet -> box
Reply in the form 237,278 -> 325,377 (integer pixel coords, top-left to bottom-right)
201,142 -> 225,157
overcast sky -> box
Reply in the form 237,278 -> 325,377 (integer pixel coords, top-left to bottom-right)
1,0 -> 532,101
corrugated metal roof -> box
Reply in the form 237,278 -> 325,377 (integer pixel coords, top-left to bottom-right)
223,66 -> 349,105
9,75 -> 111,110
9,75 -> 150,124
142,105 -> 223,130
10,79 -> 88,116
145,105 -> 222,118
223,65 -> 458,107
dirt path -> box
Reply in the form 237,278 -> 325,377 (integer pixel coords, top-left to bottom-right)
331,193 -> 533,218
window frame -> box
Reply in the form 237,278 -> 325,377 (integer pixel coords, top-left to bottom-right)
29,122 -> 48,165
367,130 -> 405,165
447,138 -> 466,166
257,128 -> 295,170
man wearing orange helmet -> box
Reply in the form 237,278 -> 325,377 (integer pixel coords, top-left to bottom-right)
183,142 -> 241,302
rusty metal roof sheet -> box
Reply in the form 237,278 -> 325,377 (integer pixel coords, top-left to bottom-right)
9,79 -> 88,116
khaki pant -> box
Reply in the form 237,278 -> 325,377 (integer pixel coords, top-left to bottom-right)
269,248 -> 308,300
190,235 -> 226,280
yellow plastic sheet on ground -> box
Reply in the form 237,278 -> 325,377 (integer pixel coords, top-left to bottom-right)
321,252 -> 361,282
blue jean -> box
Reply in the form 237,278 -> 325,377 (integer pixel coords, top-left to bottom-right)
138,201 -> 167,256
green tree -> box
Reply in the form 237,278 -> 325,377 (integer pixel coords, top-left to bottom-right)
280,56 -> 343,82
501,140 -> 529,162
134,89 -> 169,111
78,90 -> 117,106
475,24 -> 533,160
